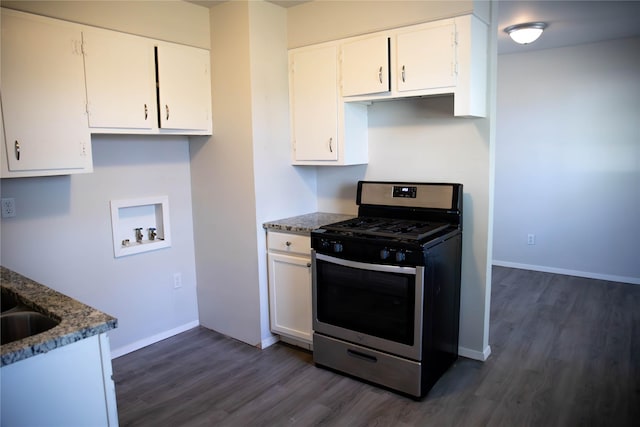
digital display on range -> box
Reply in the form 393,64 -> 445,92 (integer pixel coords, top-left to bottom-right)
392,186 -> 417,198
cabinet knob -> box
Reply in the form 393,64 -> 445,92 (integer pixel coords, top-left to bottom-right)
14,141 -> 20,161
285,241 -> 292,247
307,262 -> 312,268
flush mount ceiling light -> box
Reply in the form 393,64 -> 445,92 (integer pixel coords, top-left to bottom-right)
504,22 -> 547,45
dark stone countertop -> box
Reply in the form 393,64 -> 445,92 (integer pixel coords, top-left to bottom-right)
263,212 -> 355,235
1,266 -> 117,367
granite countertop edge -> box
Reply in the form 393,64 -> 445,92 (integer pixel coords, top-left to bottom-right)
1,266 -> 117,367
263,211 -> 356,235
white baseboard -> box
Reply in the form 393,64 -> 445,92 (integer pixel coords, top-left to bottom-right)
279,335 -> 313,351
260,334 -> 280,349
110,320 -> 200,359
493,260 -> 640,285
459,344 -> 491,361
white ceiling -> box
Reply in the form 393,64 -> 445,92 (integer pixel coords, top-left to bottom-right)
189,0 -> 310,8
190,1 -> 640,54
497,0 -> 640,54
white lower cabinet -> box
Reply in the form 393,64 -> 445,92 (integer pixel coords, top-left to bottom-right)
267,232 -> 313,348
1,333 -> 118,427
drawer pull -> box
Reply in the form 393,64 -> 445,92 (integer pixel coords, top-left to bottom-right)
347,349 -> 377,363
14,140 -> 20,161
285,241 -> 292,247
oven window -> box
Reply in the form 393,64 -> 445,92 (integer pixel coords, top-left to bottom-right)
316,259 -> 415,345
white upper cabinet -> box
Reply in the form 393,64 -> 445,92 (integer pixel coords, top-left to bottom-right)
395,21 -> 457,92
396,15 -> 487,117
451,14 -> 488,118
83,31 -> 212,135
1,9 -> 92,178
340,35 -> 390,97
289,43 -> 368,165
338,15 -> 488,117
1,8 -> 213,178
290,44 -> 339,162
83,28 -> 156,131
156,42 -> 212,133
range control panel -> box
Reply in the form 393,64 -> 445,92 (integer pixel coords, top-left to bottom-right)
393,186 -> 417,198
311,234 -> 426,266
357,181 -> 458,210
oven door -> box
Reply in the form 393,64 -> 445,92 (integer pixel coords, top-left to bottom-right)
312,251 -> 424,361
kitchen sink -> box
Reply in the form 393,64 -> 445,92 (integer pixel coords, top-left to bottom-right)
1,289 -> 19,313
1,288 -> 60,345
1,311 -> 60,345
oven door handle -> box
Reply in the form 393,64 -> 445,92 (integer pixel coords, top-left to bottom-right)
314,252 -> 418,275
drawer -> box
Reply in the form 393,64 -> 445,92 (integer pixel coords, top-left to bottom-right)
313,333 -> 423,397
267,232 -> 310,256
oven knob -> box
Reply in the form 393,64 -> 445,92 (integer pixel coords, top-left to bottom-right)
320,239 -> 330,249
395,250 -> 406,262
380,248 -> 390,260
333,242 -> 343,253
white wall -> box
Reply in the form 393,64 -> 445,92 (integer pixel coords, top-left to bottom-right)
190,0 -> 317,348
494,37 -> 640,284
1,0 -> 498,360
287,0 -> 489,48
0,1 -> 209,356
292,0 -> 496,360
249,2 -> 319,343
316,97 -> 493,359
1,0 -> 210,49
0,136 -> 200,355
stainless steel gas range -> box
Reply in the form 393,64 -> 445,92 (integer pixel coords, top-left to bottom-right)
311,181 -> 463,398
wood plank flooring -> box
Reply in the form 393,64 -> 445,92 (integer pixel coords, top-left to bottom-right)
112,267 -> 640,426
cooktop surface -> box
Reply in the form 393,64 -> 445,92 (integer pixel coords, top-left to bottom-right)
320,217 -> 451,241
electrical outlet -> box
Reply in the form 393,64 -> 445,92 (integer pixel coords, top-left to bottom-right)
173,273 -> 182,289
1,198 -> 16,218
527,234 -> 535,245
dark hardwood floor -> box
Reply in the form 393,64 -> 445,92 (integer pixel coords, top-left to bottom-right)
112,267 -> 640,426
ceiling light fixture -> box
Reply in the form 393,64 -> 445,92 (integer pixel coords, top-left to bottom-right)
504,22 -> 547,45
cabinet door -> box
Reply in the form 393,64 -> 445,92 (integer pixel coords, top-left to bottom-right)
268,252 -> 313,343
341,35 -> 390,96
156,42 -> 212,132
0,334 -> 116,426
83,29 -> 155,130
396,22 -> 457,92
290,45 -> 338,161
1,11 -> 91,175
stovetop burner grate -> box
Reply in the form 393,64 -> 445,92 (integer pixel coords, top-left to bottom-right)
321,217 -> 451,241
